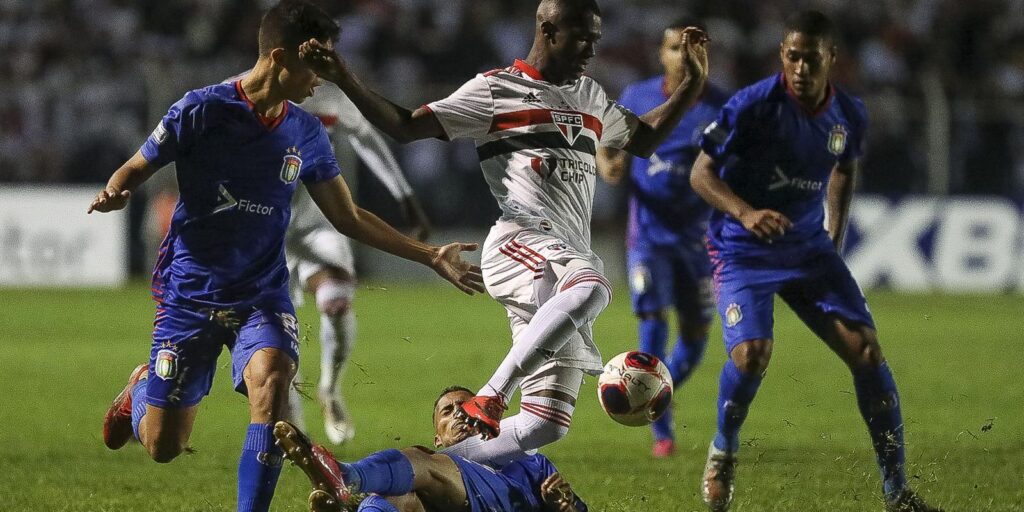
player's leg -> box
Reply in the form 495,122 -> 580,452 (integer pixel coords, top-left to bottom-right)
666,252 -> 714,387
233,304 -> 302,512
444,362 -> 583,466
627,248 -> 676,455
702,260 -> 780,512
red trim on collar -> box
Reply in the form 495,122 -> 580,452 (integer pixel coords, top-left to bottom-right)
781,73 -> 833,117
513,59 -> 545,81
234,80 -> 289,130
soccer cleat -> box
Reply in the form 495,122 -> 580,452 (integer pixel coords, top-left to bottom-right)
457,394 -> 507,440
319,390 -> 355,445
652,438 -> 676,458
274,421 -> 351,511
102,363 -> 149,450
701,442 -> 738,512
885,490 -> 944,512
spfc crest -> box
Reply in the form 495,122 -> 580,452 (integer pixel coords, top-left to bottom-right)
725,303 -> 743,327
155,349 -> 178,380
280,146 -> 302,184
551,111 -> 584,145
828,125 -> 847,156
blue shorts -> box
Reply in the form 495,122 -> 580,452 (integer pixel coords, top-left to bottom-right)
452,455 -> 536,512
711,250 -> 875,354
627,241 -> 714,323
147,297 -> 300,409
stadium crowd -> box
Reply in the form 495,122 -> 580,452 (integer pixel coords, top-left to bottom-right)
2,0 -> 1022,224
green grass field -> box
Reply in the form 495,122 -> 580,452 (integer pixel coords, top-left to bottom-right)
1,283 -> 1020,511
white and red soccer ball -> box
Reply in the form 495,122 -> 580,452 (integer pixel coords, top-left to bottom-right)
598,351 -> 673,427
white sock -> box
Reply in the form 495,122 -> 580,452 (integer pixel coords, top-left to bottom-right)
481,274 -> 610,399
318,309 -> 356,397
442,395 -> 574,466
285,369 -> 307,431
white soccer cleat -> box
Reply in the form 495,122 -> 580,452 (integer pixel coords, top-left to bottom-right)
320,390 -> 355,445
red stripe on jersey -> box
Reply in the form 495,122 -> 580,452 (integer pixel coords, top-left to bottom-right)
499,245 -> 540,273
560,272 -> 612,299
490,109 -> 603,139
509,240 -> 545,264
512,59 -> 545,80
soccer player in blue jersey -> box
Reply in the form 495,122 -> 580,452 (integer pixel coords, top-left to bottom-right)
274,385 -> 587,512
87,2 -> 483,511
689,11 -> 941,512
596,17 -> 728,458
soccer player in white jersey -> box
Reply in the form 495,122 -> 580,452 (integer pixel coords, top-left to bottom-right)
297,0 -> 709,465
285,82 -> 432,444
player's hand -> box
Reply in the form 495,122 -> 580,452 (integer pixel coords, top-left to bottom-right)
87,187 -> 131,214
430,243 -> 485,295
540,473 -> 578,512
738,209 -> 793,242
401,196 -> 433,241
298,38 -> 346,84
680,27 -> 710,86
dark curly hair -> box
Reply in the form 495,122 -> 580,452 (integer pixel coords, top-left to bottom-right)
258,0 -> 340,57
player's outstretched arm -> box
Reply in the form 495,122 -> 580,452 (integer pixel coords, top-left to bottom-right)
87,150 -> 157,214
540,473 -> 585,512
596,147 -> 628,185
827,159 -> 858,251
299,39 -> 445,143
690,151 -> 792,241
624,27 -> 709,158
306,176 -> 484,294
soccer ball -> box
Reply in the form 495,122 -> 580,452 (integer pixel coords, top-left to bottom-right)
597,351 -> 673,426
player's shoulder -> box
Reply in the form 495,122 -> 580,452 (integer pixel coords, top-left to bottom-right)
730,74 -> 785,108
702,82 -> 732,107
179,82 -> 241,108
831,84 -> 868,127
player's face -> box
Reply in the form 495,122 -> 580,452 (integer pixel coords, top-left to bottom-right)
548,12 -> 602,80
433,390 -> 475,448
659,28 -> 686,79
276,40 -> 330,102
779,32 -> 835,104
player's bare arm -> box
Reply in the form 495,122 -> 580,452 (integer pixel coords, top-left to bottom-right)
540,473 -> 582,512
306,176 -> 484,295
826,158 -> 857,251
596,147 -> 628,185
87,151 -> 157,214
624,27 -> 709,158
690,150 -> 792,241
299,39 -> 445,143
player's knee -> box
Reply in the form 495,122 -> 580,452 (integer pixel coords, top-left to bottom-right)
560,271 -> 611,322
146,437 -> 186,464
731,339 -> 773,375
853,336 -> 884,368
518,416 -> 571,449
315,278 -> 356,316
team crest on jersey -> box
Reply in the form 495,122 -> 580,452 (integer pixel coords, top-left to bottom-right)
280,146 -> 302,184
155,349 -> 178,380
725,303 -> 743,327
551,111 -> 584,145
828,125 -> 848,156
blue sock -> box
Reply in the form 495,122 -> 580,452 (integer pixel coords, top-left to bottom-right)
638,316 -> 672,441
340,449 -> 414,496
852,363 -> 907,499
357,494 -> 400,512
713,359 -> 763,453
130,378 -> 148,441
667,334 -> 708,386
237,424 -> 284,512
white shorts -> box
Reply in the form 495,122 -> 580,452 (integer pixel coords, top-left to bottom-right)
482,221 -> 609,375
285,227 -> 355,305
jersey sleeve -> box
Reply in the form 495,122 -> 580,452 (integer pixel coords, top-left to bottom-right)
425,75 -> 494,140
140,91 -> 208,168
300,122 -> 342,184
840,95 -> 869,163
597,93 -> 641,150
699,90 -> 757,162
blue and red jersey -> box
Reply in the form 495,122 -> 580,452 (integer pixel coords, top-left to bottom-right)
620,77 -> 728,249
142,81 -> 340,308
699,73 -> 867,261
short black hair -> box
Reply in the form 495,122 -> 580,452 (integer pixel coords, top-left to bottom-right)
539,0 -> 602,21
784,10 -> 836,46
432,385 -> 473,422
666,16 -> 705,33
258,0 -> 340,57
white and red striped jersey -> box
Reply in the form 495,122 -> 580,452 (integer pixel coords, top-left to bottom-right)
427,60 -> 640,252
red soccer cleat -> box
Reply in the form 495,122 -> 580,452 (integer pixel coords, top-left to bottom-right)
102,364 -> 149,450
652,438 -> 676,458
273,421 -> 351,511
457,394 -> 507,440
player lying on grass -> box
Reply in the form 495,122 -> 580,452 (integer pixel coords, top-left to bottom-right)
90,2 -> 482,512
275,385 -> 586,512
296,0 -> 709,468
690,10 -> 941,512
